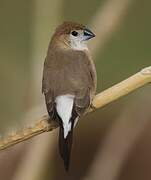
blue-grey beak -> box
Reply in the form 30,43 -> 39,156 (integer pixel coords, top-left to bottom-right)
83,28 -> 95,41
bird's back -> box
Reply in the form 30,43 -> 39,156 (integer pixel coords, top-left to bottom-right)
43,48 -> 96,100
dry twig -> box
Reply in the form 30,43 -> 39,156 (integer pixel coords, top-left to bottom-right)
0,66 -> 151,150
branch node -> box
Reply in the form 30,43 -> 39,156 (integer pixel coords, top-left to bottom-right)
141,66 -> 151,75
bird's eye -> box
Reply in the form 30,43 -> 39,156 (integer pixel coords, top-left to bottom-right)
71,31 -> 78,36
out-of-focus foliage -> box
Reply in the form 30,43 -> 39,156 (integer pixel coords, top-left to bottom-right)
0,0 -> 32,131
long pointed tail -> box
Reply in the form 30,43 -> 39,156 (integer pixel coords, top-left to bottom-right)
59,126 -> 73,171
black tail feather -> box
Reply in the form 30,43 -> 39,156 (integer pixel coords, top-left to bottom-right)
59,127 -> 73,171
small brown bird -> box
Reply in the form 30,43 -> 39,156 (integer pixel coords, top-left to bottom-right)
42,21 -> 97,170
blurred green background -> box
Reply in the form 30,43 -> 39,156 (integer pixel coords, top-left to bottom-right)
1,0 -> 151,179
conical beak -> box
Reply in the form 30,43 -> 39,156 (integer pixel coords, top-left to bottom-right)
83,28 -> 95,41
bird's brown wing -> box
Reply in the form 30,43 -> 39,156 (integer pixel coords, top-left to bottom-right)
42,58 -> 58,123
73,51 -> 97,116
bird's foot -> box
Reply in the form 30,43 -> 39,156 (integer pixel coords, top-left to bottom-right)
90,103 -> 96,111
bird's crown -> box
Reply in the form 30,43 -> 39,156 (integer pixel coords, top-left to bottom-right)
54,21 -> 85,36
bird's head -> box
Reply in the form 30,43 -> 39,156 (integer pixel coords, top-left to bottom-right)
51,21 -> 95,50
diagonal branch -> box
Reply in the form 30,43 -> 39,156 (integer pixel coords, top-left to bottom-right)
0,66 -> 151,151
